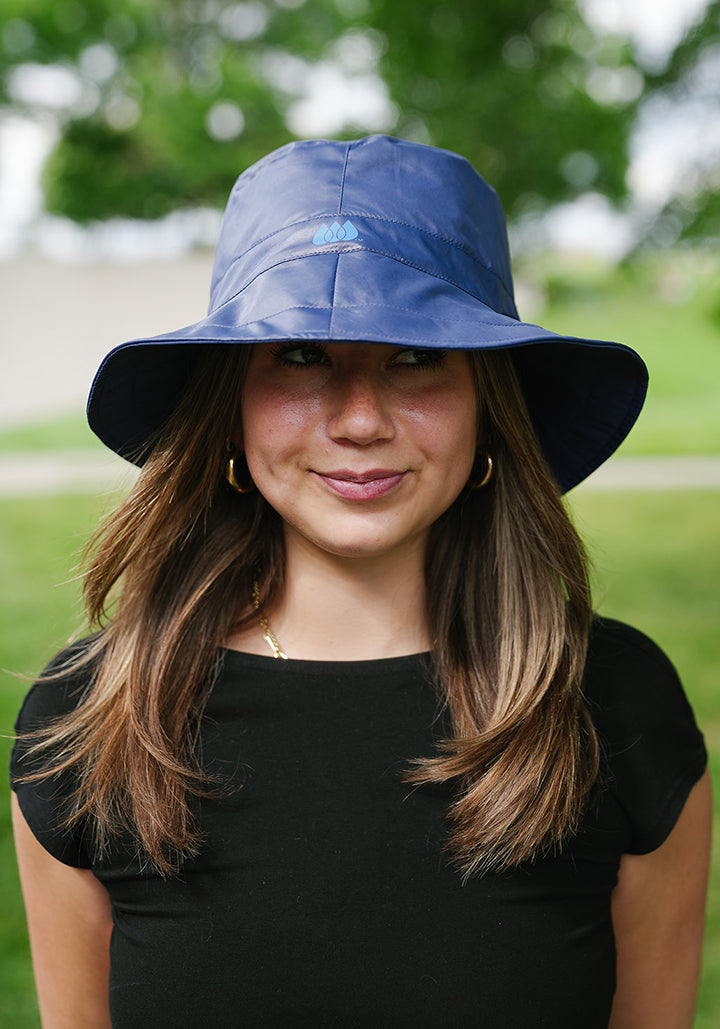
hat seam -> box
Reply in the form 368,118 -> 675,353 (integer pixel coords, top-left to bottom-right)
353,214 -> 514,308
214,213 -> 513,308
336,142 -> 351,214
224,212 -> 491,267
183,301 -> 534,336
214,248 -> 516,319
327,253 -> 341,338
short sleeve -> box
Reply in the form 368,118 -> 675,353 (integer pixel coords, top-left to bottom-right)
583,617 -> 707,855
10,646 -> 95,868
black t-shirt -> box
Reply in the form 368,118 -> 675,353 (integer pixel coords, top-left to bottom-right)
11,617 -> 706,1028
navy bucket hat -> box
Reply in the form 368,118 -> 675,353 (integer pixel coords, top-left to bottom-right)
87,134 -> 647,492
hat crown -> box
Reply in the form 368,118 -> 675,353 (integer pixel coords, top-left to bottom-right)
209,135 -> 518,319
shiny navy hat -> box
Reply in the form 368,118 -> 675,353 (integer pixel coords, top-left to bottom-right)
88,134 -> 647,491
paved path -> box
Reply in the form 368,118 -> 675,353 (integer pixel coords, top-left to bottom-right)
0,452 -> 719,497
578,455 -> 720,491
0,451 -> 138,497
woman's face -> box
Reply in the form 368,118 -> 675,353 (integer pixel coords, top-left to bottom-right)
239,342 -> 478,564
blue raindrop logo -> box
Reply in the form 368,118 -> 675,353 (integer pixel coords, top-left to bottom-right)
312,219 -> 359,245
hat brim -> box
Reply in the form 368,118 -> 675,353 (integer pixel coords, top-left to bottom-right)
87,250 -> 647,492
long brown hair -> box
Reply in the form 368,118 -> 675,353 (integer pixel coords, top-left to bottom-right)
19,344 -> 598,874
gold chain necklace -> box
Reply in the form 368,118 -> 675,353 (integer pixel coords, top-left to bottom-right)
252,581 -> 288,660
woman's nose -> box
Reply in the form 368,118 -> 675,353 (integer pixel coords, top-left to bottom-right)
327,370 -> 395,445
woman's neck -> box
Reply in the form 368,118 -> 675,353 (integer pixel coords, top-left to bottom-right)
229,531 -> 431,661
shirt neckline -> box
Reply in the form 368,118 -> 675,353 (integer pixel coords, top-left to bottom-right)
219,647 -> 432,678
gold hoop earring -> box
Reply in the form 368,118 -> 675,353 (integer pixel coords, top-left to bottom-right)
470,454 -> 493,490
225,453 -> 255,494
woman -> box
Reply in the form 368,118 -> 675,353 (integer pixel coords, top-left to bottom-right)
12,136 -> 710,1028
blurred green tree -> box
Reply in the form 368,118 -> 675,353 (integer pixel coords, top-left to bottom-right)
0,0 -> 715,231
634,0 -> 720,246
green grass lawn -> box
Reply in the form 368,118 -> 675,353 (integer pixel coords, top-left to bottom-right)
0,414 -> 103,454
1,487 -> 719,1026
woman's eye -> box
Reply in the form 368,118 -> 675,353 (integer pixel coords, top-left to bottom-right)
271,344 -> 328,367
392,348 -> 447,370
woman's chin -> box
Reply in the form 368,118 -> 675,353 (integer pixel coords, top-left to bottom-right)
282,518 -> 429,565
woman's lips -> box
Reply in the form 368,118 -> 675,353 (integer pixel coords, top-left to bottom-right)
313,469 -> 406,500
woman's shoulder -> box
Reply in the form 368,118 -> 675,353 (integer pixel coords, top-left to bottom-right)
15,635 -> 101,731
582,614 -> 701,736
10,637 -> 101,869
583,615 -> 707,854
584,615 -> 687,704
587,614 -> 676,666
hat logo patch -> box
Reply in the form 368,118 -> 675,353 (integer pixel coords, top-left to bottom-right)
313,219 -> 358,245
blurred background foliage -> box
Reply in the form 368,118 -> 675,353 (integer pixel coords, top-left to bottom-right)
0,0 -> 718,245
